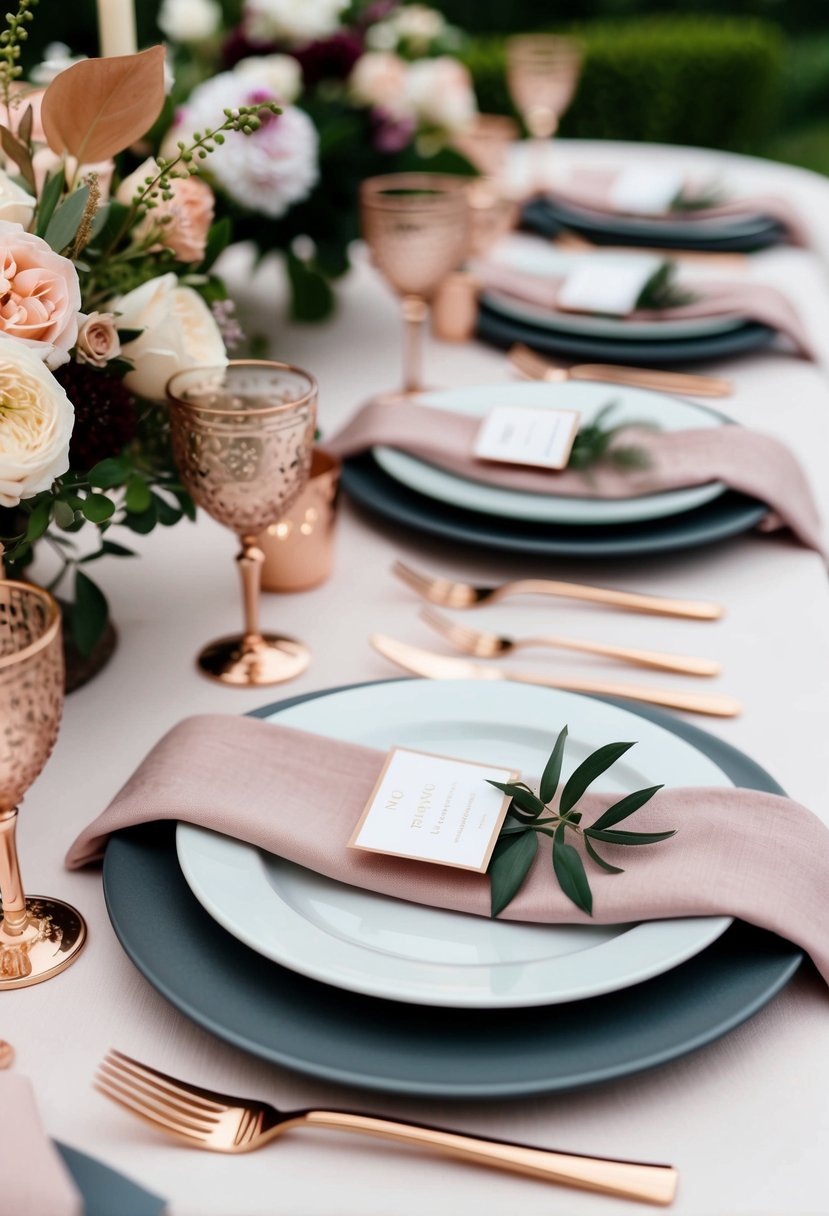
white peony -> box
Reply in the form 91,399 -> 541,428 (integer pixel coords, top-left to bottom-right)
168,72 -> 319,219
348,52 -> 411,117
242,0 -> 346,46
158,0 -> 222,42
113,274 -> 227,403
0,168 -> 35,227
404,57 -> 477,132
365,5 -> 447,54
234,54 -> 302,102
0,337 -> 74,507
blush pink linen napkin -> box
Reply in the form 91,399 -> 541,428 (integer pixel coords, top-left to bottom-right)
0,1075 -> 83,1216
474,261 -> 816,360
323,399 -> 825,555
67,714 -> 828,985
546,167 -> 811,246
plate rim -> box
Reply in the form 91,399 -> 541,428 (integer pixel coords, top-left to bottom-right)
175,678 -> 732,1009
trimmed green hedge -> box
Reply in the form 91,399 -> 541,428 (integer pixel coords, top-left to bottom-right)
462,16 -> 785,153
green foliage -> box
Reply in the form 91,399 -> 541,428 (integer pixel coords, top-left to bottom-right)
487,726 -> 674,918
462,15 -> 784,153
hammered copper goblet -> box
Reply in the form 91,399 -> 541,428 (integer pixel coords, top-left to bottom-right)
0,581 -> 86,989
507,34 -> 582,191
360,173 -> 470,395
166,361 -> 318,687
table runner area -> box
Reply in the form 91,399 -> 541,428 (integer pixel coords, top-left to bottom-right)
7,142 -> 829,1216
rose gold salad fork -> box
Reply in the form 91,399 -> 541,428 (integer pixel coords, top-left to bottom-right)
95,1050 -> 678,1205
420,608 -> 720,676
393,561 -> 723,621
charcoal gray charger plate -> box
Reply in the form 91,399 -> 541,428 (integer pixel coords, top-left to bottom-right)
341,453 -> 768,558
102,679 -> 801,1100
478,299 -> 777,366
56,1143 -> 167,1216
521,196 -> 787,252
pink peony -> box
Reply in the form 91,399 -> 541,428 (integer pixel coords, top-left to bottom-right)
0,222 -> 81,368
117,159 -> 215,262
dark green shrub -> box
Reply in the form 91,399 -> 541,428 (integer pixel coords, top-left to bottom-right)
462,15 -> 785,153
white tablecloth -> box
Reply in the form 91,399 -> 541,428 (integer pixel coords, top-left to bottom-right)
7,142 -> 829,1216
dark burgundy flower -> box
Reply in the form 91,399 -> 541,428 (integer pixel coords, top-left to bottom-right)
370,106 -> 415,153
293,32 -> 363,89
55,363 -> 136,471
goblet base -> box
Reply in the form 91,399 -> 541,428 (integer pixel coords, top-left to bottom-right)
0,896 -> 87,990
197,634 -> 310,687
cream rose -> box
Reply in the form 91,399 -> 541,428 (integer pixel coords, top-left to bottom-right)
117,158 -> 215,263
113,274 -> 227,402
348,52 -> 411,116
0,221 -> 81,368
404,57 -> 477,132
32,147 -> 115,201
76,312 -> 121,368
0,337 -> 74,507
0,168 -> 35,228
234,54 -> 302,103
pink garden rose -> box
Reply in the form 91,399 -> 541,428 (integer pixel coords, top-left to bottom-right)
0,222 -> 81,368
117,159 -> 215,263
76,311 -> 121,368
0,85 -> 46,145
348,52 -> 410,116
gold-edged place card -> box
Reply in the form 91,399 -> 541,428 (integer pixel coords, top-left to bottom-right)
473,405 -> 580,471
349,747 -> 519,872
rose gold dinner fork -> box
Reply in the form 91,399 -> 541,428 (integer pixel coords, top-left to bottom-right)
393,561 -> 723,620
508,342 -> 733,397
95,1050 -> 677,1205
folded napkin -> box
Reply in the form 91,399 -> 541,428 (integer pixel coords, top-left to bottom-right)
474,260 -> 816,360
0,1075 -> 84,1216
323,399 -> 825,555
67,715 -> 829,987
547,166 -> 811,246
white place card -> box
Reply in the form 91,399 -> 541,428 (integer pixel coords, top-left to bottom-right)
349,747 -> 519,872
473,405 -> 580,471
557,254 -> 663,317
608,166 -> 685,216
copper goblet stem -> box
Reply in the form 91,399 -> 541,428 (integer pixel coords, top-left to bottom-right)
238,534 -> 266,650
0,808 -> 27,934
402,295 -> 428,394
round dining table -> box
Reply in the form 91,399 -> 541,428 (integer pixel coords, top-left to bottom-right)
7,140 -> 829,1215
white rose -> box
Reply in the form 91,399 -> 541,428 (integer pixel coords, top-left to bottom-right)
158,0 -> 222,43
391,4 -> 445,47
404,57 -> 477,132
113,274 -> 227,403
234,55 -> 302,103
0,168 -> 35,227
0,337 -> 74,507
348,52 -> 411,117
243,0 -> 346,46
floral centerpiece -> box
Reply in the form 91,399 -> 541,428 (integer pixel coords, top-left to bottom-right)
157,0 -> 479,318
0,0 -> 278,667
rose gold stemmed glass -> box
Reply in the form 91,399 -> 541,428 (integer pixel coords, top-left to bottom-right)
507,34 -> 583,188
453,114 -> 521,257
360,173 -> 470,395
166,361 -> 318,687
0,582 -> 86,989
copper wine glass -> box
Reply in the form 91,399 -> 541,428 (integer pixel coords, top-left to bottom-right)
453,114 -> 521,257
507,34 -> 582,190
360,173 -> 470,394
166,361 -> 318,687
0,581 -> 86,989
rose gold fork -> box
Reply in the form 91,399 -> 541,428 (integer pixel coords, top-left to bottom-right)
420,608 -> 720,677
393,561 -> 723,621
95,1050 -> 677,1205
508,342 -> 732,397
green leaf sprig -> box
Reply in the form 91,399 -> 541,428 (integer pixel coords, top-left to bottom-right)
568,401 -> 655,474
670,185 -> 726,212
486,726 -> 676,918
635,262 -> 696,310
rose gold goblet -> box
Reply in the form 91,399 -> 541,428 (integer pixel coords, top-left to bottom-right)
0,581 -> 86,990
166,360 -> 318,687
506,34 -> 583,141
453,113 -> 520,179
360,173 -> 470,395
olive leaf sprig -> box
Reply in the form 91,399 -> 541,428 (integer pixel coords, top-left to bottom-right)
671,185 -> 726,212
568,401 -> 655,473
635,262 -> 696,310
486,726 -> 676,918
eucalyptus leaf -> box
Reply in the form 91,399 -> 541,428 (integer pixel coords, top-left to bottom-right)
25,498 -> 51,541
559,741 -> 635,815
584,827 -> 677,846
489,830 -> 538,918
44,185 -> 91,254
539,724 -> 568,804
88,456 -> 130,488
121,501 -> 158,534
125,476 -> 152,514
552,839 -> 593,916
152,492 -> 182,527
81,494 -> 115,524
584,835 -> 625,875
35,171 -> 65,238
53,499 -> 76,529
590,785 -> 664,832
72,568 -> 109,658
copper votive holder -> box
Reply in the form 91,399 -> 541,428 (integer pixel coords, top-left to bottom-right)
260,450 -> 341,592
